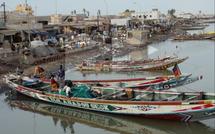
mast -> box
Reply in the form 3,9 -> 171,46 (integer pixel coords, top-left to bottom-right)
97,10 -> 100,32
103,0 -> 112,60
55,0 -> 58,15
25,0 -> 31,45
1,2 -> 6,24
3,2 -> 6,24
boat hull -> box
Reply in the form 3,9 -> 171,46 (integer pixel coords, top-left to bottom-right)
77,57 -> 188,72
5,79 -> 214,122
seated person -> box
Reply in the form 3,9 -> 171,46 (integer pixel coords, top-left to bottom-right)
50,75 -> 59,92
60,80 -> 74,97
34,65 -> 45,79
62,84 -> 72,97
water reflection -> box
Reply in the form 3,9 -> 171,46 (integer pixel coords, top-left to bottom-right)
5,92 -> 215,134
113,47 -> 148,61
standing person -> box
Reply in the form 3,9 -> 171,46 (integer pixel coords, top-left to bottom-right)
57,65 -> 65,88
57,65 -> 65,80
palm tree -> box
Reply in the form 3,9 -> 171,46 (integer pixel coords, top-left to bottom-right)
168,9 -> 176,18
83,8 -> 86,15
97,10 -> 101,31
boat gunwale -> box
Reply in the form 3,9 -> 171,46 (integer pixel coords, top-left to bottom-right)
15,84 -> 215,106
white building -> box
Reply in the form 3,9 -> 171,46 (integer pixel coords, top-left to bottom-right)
131,9 -> 164,21
177,12 -> 195,19
111,18 -> 130,26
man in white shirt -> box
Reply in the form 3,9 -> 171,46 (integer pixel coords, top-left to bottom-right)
61,85 -> 71,97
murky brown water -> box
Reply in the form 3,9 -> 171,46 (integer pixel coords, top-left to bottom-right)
0,24 -> 214,134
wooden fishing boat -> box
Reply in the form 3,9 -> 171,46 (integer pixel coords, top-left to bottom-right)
4,75 -> 215,122
76,56 -> 188,72
72,74 -> 202,90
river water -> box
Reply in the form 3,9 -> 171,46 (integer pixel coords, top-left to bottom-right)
0,24 -> 214,134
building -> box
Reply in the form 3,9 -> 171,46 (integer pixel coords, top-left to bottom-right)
111,18 -> 130,27
50,14 -> 62,25
131,9 -> 164,21
177,12 -> 195,19
15,4 -> 33,15
0,3 -> 35,25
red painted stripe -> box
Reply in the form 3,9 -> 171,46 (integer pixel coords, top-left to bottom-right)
140,114 -> 185,121
203,104 -> 215,108
175,104 -> 215,112
191,106 -> 203,110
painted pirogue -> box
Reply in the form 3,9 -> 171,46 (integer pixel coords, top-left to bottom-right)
4,75 -> 215,122
173,32 -> 215,41
71,74 -> 201,90
76,56 -> 188,72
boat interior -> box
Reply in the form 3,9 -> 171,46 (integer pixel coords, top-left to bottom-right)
9,78 -> 215,102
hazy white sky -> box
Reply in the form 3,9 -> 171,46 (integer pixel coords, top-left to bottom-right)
1,0 -> 214,16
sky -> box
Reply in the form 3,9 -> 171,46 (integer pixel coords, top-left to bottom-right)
0,0 -> 214,16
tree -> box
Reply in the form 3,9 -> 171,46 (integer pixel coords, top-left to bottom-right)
168,9 -> 176,18
125,9 -> 130,12
97,10 -> 101,31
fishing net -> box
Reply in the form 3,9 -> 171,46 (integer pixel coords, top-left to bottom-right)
71,84 -> 94,98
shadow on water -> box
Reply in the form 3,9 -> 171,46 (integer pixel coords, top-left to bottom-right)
4,92 -> 215,134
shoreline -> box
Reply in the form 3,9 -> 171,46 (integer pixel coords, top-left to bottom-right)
0,32 -> 173,83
